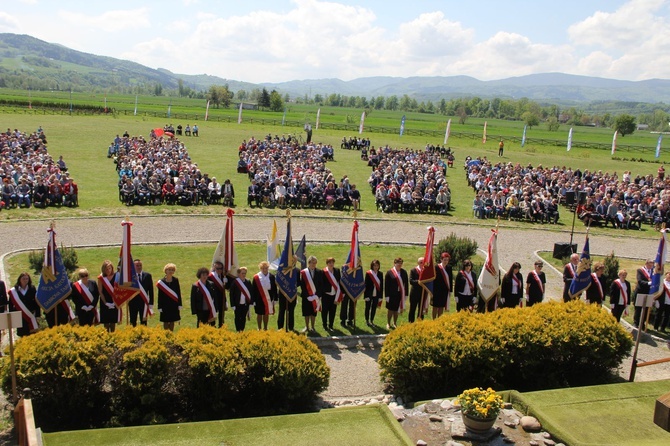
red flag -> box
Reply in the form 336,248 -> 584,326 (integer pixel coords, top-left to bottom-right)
419,227 -> 436,314
224,208 -> 238,277
114,220 -> 140,307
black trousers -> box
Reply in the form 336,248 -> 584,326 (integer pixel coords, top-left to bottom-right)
364,297 -> 380,322
234,304 -> 248,332
321,294 -> 336,327
456,294 -> 474,311
129,297 -> 147,327
340,296 -> 355,323
408,294 -> 424,322
278,297 -> 297,331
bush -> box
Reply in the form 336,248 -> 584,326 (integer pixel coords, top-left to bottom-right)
435,233 -> 478,269
27,244 -> 79,275
602,251 -> 620,292
378,301 -> 632,401
0,326 -> 329,430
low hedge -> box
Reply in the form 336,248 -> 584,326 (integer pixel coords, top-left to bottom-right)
378,301 -> 633,401
0,326 -> 329,430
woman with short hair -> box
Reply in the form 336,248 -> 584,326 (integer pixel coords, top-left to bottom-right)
157,263 -> 182,331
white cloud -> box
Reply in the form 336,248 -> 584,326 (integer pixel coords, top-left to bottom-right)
0,12 -> 21,33
58,8 -> 151,32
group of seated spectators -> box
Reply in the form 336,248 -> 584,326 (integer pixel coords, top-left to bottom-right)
237,136 -> 358,210
366,145 -> 451,214
1,127 -> 78,210
111,132 -> 233,207
466,157 -> 670,230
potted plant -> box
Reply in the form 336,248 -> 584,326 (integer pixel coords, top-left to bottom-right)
457,387 -> 504,432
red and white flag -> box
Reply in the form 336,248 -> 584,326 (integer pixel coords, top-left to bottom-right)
213,208 -> 239,278
477,228 -> 500,303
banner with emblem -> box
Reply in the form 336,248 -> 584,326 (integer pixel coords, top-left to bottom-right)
213,209 -> 239,278
267,219 -> 281,271
36,224 -> 72,312
341,220 -> 365,301
276,214 -> 298,302
113,219 -> 140,307
569,234 -> 592,298
419,226 -> 436,314
477,227 -> 500,302
649,230 -> 668,300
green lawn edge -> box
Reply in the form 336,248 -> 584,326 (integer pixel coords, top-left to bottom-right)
42,404 -> 413,446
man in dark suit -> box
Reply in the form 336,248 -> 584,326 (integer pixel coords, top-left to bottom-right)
247,179 -> 261,207
634,259 -> 654,329
610,269 -> 632,322
408,257 -> 425,323
562,253 -> 579,302
384,257 -> 409,329
433,252 -> 453,318
322,257 -> 342,330
129,259 -> 154,327
299,256 -> 323,333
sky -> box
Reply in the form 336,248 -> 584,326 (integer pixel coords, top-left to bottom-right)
1,0 -> 669,84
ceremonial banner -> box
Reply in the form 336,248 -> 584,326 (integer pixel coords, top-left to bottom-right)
611,130 -> 618,155
104,96 -> 107,113
205,100 -> 210,121
134,94 -> 138,116
282,107 -> 287,126
359,111 -> 365,134
649,231 -> 668,300
295,234 -> 307,270
167,101 -> 172,118
482,121 -> 487,144
521,125 -> 527,147
569,235 -> 592,299
238,102 -> 243,124
399,115 -> 406,137
444,119 -> 451,145
567,127 -> 573,152
341,220 -> 365,301
316,108 -> 321,130
36,226 -> 72,312
113,220 -> 140,307
477,228 -> 500,302
267,219 -> 281,270
276,217 -> 298,302
656,134 -> 663,159
418,226 -> 436,314
212,209 -> 238,277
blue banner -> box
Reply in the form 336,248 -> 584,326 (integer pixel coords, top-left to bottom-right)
341,221 -> 365,300
649,232 -> 667,299
276,218 -> 298,302
37,248 -> 72,312
569,235 -> 591,298
295,235 -> 307,270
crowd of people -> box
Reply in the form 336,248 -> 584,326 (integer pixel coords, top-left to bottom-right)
237,135 -> 358,210
1,127 -> 78,209
110,131 -> 234,206
466,156 -> 670,229
366,145 -> 451,214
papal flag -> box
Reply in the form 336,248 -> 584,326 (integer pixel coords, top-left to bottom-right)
521,125 -> 527,147
482,121 -> 488,144
213,208 -> 239,277
569,234 -> 592,299
113,219 -> 141,307
238,102 -> 243,124
649,230 -> 668,301
36,225 -> 72,317
267,219 -> 281,271
276,216 -> 298,303
444,118 -> 452,145
611,130 -> 618,155
316,108 -> 321,130
399,115 -> 406,136
359,111 -> 365,134
418,226 -> 436,315
567,127 -> 574,152
656,134 -> 663,159
341,220 -> 365,303
477,228 -> 500,304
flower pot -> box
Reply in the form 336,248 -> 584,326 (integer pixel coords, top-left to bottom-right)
462,413 -> 497,433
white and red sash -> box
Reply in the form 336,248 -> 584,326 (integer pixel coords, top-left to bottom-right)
639,268 -> 652,282
590,273 -> 604,300
367,270 -> 381,293
254,274 -> 274,315
307,294 -> 321,313
391,267 -> 406,311
9,287 -> 38,331
137,280 -> 154,319
566,263 -> 577,278
60,300 -> 75,321
157,279 -> 179,303
234,278 -> 251,304
74,280 -> 100,323
197,280 -> 217,320
208,272 -> 226,294
664,284 -> 670,306
512,275 -> 522,293
531,271 -> 544,294
614,279 -> 628,306
301,268 -> 318,297
98,274 -> 121,323
323,268 -> 343,303
437,264 -> 451,293
460,270 -> 475,293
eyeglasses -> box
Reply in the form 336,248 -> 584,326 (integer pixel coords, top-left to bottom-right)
536,265 -> 544,268
215,267 -> 223,271
80,274 -> 89,278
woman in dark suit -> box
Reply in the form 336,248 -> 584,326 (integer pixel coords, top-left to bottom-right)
70,268 -> 99,326
610,269 -> 631,322
228,267 -> 253,332
501,262 -> 524,308
157,263 -> 182,331
251,261 -> 277,331
364,259 -> 384,327
433,252 -> 453,318
8,272 -> 40,336
454,260 -> 476,311
384,257 -> 408,330
191,267 -> 217,327
97,260 -> 120,332
586,262 -> 606,306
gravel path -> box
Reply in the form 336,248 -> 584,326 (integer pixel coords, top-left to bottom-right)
1,214 -> 668,398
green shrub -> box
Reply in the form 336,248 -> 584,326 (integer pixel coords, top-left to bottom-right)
602,251 -> 620,292
435,232 -> 478,268
378,301 -> 632,401
27,244 -> 79,275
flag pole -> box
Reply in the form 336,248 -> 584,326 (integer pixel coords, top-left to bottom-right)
285,209 -> 291,333
352,210 -> 358,331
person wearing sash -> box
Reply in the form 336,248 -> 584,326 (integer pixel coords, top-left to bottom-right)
526,261 -> 546,307
157,263 -> 182,331
562,253 -> 580,302
98,260 -> 121,333
501,262 -> 524,308
432,253 -> 453,318
408,257 -> 425,323
45,296 -> 73,328
610,269 -> 631,322
0,278 -> 7,314
322,257 -> 341,331
71,268 -> 99,326
129,259 -> 154,327
252,261 -> 277,331
585,262 -> 606,306
8,272 -> 40,337
364,259 -> 384,327
191,267 -> 218,328
228,267 -> 253,332
454,260 -> 476,312
299,256 -> 323,333
384,257 -> 408,330
633,259 -> 654,329
653,271 -> 670,333
209,261 -> 228,328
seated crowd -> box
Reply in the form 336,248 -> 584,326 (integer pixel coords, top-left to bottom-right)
366,145 -> 451,214
111,132 -> 233,207
1,127 -> 78,209
237,136 -> 358,210
466,156 -> 670,229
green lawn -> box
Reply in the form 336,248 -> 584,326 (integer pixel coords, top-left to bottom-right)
42,404 -> 412,446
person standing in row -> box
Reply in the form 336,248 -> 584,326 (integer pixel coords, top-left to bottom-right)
156,263 -> 182,331
129,259 -> 154,327
45,296 -> 73,328
385,257 -> 408,330
208,261 -> 227,328
191,267 -> 217,328
586,262 -> 606,306
408,257 -> 424,323
228,267 -> 252,332
455,260 -> 476,312
432,252 -> 453,319
98,260 -> 120,333
364,259 -> 383,326
563,253 -> 579,302
252,261 -> 277,331
501,262 -> 524,308
71,268 -> 99,326
526,261 -> 546,307
610,269 -> 631,322
322,257 -> 341,331
8,272 -> 40,337
299,256 -> 322,333
654,271 -> 670,333
634,259 -> 654,329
